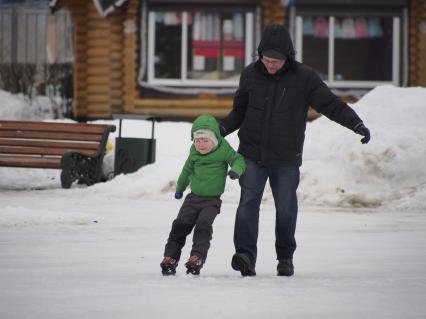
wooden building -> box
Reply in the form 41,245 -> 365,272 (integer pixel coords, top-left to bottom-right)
48,0 -> 425,119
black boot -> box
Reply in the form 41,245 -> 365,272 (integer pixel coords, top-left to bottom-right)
231,253 -> 256,276
277,258 -> 294,276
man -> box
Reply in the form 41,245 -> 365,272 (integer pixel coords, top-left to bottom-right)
220,24 -> 370,277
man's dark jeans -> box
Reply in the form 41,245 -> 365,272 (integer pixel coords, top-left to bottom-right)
234,158 -> 300,266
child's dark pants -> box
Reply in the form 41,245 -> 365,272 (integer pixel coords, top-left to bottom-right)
164,193 -> 222,261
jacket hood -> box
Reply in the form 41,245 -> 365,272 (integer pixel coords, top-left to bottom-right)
191,114 -> 222,141
257,24 -> 295,60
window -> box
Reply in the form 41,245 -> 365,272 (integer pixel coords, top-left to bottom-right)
295,14 -> 400,88
147,10 -> 255,87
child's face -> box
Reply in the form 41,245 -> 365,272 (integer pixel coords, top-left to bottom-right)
194,137 -> 215,154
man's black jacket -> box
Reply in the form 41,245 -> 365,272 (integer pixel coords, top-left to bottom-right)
220,59 -> 363,167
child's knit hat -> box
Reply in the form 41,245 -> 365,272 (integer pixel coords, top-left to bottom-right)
193,129 -> 218,147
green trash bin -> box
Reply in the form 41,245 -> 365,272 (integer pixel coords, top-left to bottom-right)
114,137 -> 156,175
113,114 -> 158,175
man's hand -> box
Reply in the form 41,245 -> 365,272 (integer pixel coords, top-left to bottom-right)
174,191 -> 183,199
354,123 -> 371,144
228,171 -> 240,180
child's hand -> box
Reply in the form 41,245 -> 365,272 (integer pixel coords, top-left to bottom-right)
174,191 -> 183,199
228,171 -> 240,180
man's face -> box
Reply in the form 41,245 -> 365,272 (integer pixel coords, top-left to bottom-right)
261,56 -> 286,74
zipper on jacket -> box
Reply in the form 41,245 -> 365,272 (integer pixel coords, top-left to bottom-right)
275,87 -> 286,111
260,81 -> 277,164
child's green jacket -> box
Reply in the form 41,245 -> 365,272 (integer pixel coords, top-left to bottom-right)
176,114 -> 246,197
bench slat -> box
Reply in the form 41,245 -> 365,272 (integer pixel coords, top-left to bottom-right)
0,155 -> 62,169
0,120 -> 116,187
0,139 -> 100,150
0,146 -> 98,157
0,130 -> 103,141
0,121 -> 114,134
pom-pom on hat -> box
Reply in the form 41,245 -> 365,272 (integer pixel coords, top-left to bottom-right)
193,129 -> 218,147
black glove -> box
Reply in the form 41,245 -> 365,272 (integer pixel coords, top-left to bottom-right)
228,171 -> 240,180
354,123 -> 371,144
174,191 -> 183,199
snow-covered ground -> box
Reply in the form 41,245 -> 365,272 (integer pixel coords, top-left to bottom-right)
1,86 -> 426,318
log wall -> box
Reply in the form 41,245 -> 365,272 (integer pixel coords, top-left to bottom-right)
66,0 -> 124,119
122,0 -> 139,113
65,0 -> 426,119
260,0 -> 287,26
67,0 -> 289,119
409,0 -> 426,86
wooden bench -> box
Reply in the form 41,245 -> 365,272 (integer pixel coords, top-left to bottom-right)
0,120 -> 116,188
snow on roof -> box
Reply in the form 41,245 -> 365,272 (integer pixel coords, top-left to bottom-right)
49,0 -> 129,17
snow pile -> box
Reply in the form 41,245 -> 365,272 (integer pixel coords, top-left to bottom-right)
0,90 -> 57,120
300,85 -> 426,210
0,86 -> 425,211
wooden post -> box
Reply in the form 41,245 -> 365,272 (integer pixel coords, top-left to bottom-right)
123,0 -> 140,113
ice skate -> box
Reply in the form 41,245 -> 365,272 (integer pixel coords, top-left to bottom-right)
185,255 -> 204,275
160,256 -> 178,276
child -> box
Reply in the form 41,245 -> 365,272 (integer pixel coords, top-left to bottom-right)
160,114 -> 246,275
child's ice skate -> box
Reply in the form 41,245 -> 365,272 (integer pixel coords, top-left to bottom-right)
160,257 -> 178,276
185,255 -> 204,275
